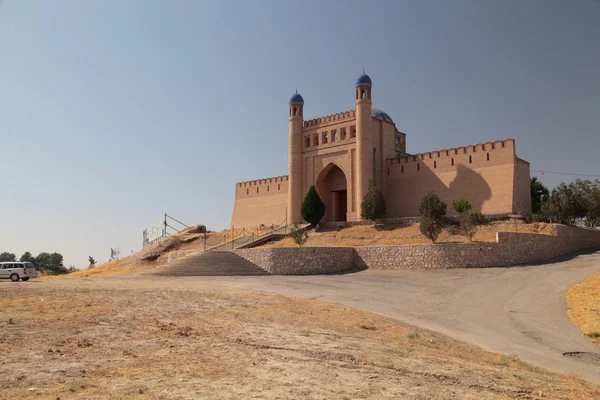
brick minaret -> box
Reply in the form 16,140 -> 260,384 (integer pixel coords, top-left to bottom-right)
355,73 -> 373,218
287,91 -> 304,224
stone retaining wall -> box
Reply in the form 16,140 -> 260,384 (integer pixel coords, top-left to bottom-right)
355,225 -> 600,270
234,225 -> 600,274
234,247 -> 354,275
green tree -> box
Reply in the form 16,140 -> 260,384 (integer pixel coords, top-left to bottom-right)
49,252 -> 64,267
0,252 -> 16,262
451,197 -> 472,216
361,180 -> 387,221
35,252 -> 52,267
301,185 -> 326,227
530,177 -> 549,214
419,192 -> 447,243
542,182 -> 586,225
289,223 -> 309,247
19,251 -> 38,267
572,179 -> 600,228
459,212 -> 478,241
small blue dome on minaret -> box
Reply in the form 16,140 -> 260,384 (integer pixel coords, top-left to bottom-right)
289,91 -> 304,105
356,72 -> 372,87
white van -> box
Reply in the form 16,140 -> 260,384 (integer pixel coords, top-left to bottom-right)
0,262 -> 36,282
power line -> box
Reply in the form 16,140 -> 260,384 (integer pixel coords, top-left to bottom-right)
531,170 -> 600,178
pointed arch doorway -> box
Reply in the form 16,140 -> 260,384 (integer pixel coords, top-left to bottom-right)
315,163 -> 348,222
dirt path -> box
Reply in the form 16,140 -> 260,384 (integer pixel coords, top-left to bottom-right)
216,249 -> 600,383
1,277 -> 598,399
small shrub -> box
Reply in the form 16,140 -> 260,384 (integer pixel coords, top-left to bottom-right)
419,192 -> 447,243
361,180 -> 387,221
471,212 -> 486,225
301,185 -> 326,227
407,332 -> 420,340
290,224 -> 309,247
419,192 -> 447,219
496,355 -> 511,367
420,216 -> 443,243
460,212 -> 478,241
360,325 -> 377,331
447,226 -> 459,235
452,197 -> 472,215
496,354 -> 520,367
420,216 -> 444,243
586,332 -> 600,338
7,318 -> 15,325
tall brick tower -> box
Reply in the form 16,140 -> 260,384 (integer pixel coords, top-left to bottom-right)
355,72 -> 373,218
287,90 -> 304,224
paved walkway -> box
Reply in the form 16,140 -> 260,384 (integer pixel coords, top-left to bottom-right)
216,249 -> 600,382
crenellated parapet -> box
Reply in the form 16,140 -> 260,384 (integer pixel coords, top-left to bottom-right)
386,139 -> 515,166
237,175 -> 289,187
303,110 -> 356,128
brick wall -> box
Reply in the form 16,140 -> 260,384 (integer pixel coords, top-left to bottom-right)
384,140 -> 521,217
231,176 -> 289,228
513,158 -> 532,215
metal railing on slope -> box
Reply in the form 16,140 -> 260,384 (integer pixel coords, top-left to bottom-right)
206,219 -> 303,251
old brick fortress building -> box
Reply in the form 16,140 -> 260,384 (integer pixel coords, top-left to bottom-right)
231,73 -> 531,228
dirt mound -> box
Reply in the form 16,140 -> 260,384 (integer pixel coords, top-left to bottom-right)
182,224 -> 207,234
67,228 -> 237,277
141,236 -> 182,261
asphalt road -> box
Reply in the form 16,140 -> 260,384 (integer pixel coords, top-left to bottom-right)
216,249 -> 600,382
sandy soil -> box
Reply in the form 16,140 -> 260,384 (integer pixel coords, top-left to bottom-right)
261,221 -> 555,248
567,272 -> 600,346
68,227 -> 274,277
0,277 -> 598,399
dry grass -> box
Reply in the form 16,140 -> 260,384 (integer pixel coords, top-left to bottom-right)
262,221 -> 555,248
63,222 -> 555,278
0,277 -> 597,399
567,272 -> 600,346
66,227 -> 274,277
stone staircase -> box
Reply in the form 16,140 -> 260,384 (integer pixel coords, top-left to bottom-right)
152,251 -> 270,276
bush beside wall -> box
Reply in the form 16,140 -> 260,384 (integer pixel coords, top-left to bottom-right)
234,225 -> 600,274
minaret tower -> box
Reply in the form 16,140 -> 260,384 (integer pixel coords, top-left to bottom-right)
287,90 -> 304,224
355,72 -> 373,219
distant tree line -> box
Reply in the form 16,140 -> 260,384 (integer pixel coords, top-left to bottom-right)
0,251 -> 70,275
532,178 -> 600,228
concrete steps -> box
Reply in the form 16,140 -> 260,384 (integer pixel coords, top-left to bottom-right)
153,251 -> 270,276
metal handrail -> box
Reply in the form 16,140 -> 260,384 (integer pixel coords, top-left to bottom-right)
206,218 -> 293,251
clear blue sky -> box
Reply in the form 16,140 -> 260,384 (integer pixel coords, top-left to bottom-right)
1,0 -> 599,268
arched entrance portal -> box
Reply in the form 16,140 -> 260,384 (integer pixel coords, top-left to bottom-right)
316,164 -> 348,222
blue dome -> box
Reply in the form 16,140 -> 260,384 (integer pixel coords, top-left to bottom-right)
356,73 -> 372,86
372,108 -> 393,123
289,92 -> 304,104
